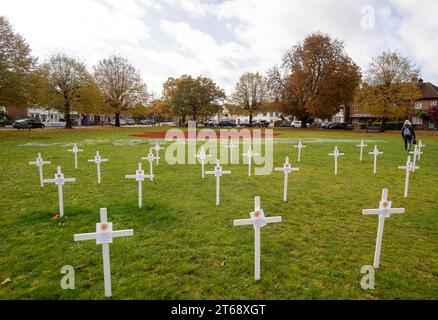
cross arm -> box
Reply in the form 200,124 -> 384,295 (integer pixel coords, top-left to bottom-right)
64,178 -> 76,183
43,179 -> 55,183
222,170 -> 231,174
113,229 -> 134,238
125,175 -> 137,179
234,219 -> 253,226
265,216 -> 282,223
74,232 -> 97,241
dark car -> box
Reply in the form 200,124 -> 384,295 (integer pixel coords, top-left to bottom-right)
13,118 -> 45,130
218,120 -> 237,128
256,120 -> 270,128
240,122 -> 255,127
329,122 -> 352,130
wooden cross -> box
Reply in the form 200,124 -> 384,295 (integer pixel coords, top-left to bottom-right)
29,153 -> 51,187
242,146 -> 259,177
67,143 -> 83,169
234,196 -> 282,281
205,160 -> 231,206
274,156 -> 300,202
368,145 -> 383,174
195,146 -> 211,178
409,145 -> 421,171
225,140 -> 238,163
88,151 -> 108,184
293,140 -> 306,162
151,141 -> 165,165
362,189 -> 405,269
141,149 -> 159,181
417,140 -> 426,160
357,139 -> 368,162
74,208 -> 134,297
125,163 -> 153,208
43,166 -> 76,218
398,156 -> 419,198
328,146 -> 345,175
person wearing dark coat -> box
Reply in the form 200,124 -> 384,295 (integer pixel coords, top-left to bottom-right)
401,120 -> 416,151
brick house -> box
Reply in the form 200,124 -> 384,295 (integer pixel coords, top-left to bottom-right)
350,79 -> 438,129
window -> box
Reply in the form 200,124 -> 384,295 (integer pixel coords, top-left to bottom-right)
355,106 -> 359,113
415,102 -> 423,110
431,101 -> 437,107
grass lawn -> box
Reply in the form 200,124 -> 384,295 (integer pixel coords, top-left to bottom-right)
0,127 -> 437,300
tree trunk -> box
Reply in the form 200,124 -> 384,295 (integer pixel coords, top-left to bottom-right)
64,104 -> 73,129
344,105 -> 350,123
381,117 -> 386,131
115,112 -> 120,127
249,113 -> 253,124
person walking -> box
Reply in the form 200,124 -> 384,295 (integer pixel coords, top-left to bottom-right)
401,120 -> 416,151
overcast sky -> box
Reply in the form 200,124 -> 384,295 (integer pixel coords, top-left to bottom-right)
1,0 -> 437,95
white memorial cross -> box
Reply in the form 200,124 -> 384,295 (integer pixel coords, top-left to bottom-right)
125,163 -> 153,208
225,140 -> 238,162
362,189 -> 405,269
151,141 -> 165,165
409,145 -> 421,171
328,146 -> 345,175
74,208 -> 134,297
43,166 -> 76,218
67,144 -> 83,169
141,149 -> 158,181
357,139 -> 368,162
242,147 -> 259,177
194,146 -> 211,178
233,196 -> 282,281
274,156 -> 300,202
88,151 -> 108,184
293,140 -> 306,162
29,153 -> 51,187
417,140 -> 426,160
205,160 -> 231,206
368,145 -> 383,174
398,156 -> 419,198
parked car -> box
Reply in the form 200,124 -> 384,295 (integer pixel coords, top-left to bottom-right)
256,120 -> 270,128
217,120 -> 237,128
111,119 -> 127,126
125,119 -> 135,125
13,118 -> 45,129
240,122 -> 255,127
329,122 -> 353,130
140,119 -> 154,125
321,122 -> 332,129
203,120 -> 216,127
291,120 -> 302,128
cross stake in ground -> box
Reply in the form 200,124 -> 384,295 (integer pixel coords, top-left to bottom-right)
417,140 -> 426,160
29,153 -> 51,187
274,156 -> 300,202
225,140 -> 238,163
43,166 -> 76,217
409,145 -> 421,171
369,145 -> 383,174
398,156 -> 419,198
362,189 -> 405,269
151,141 -> 165,165
67,144 -> 83,169
74,208 -> 133,297
88,151 -> 108,184
328,146 -> 345,175
205,160 -> 231,206
357,139 -> 368,162
125,163 -> 153,208
234,196 -> 282,281
242,146 -> 259,177
141,149 -> 159,181
195,146 -> 211,178
294,140 -> 306,162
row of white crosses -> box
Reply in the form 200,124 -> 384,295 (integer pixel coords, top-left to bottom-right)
234,196 -> 282,281
362,189 -> 405,269
74,208 -> 134,297
88,151 -> 109,184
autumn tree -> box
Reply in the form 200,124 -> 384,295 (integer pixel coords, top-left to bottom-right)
94,54 -> 148,127
0,16 -> 37,109
36,53 -> 103,128
231,72 -> 268,124
359,51 -> 421,128
162,75 -> 225,125
267,33 -> 361,126
149,99 -> 172,125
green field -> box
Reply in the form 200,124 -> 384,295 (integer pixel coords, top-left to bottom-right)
0,127 -> 437,300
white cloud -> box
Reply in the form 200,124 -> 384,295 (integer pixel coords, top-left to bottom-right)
0,0 -> 437,96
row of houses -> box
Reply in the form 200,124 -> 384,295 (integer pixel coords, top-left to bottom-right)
2,80 -> 437,129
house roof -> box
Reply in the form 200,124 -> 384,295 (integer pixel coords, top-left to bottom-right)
419,81 -> 438,100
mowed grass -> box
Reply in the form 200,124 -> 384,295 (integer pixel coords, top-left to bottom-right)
0,127 -> 437,300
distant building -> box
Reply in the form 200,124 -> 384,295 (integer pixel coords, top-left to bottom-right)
350,79 -> 438,129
